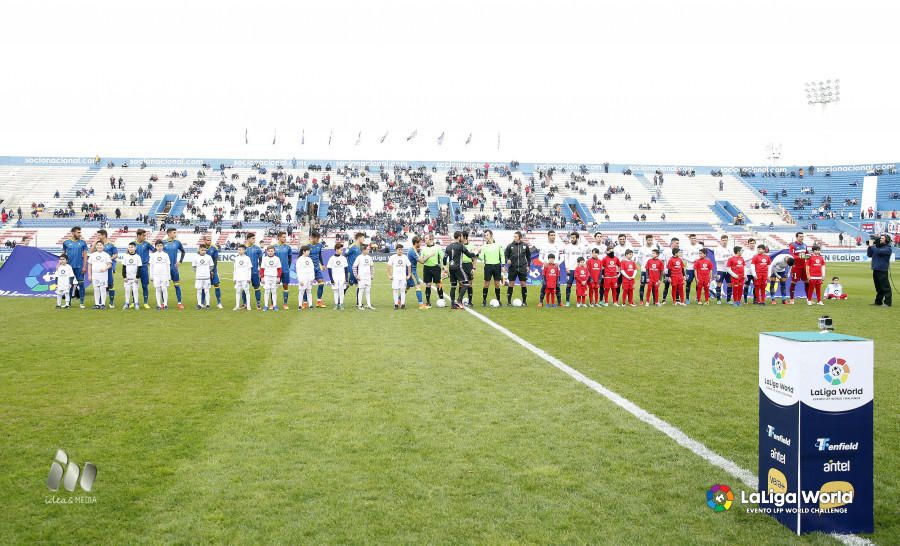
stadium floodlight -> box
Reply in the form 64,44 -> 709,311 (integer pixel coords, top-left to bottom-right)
805,78 -> 840,106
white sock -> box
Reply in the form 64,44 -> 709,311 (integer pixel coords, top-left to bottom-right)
57,293 -> 62,306
244,287 -> 251,308
393,288 -> 399,304
400,289 -> 406,305
365,287 -> 372,306
197,289 -> 203,305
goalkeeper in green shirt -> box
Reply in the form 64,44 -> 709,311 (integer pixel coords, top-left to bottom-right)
479,229 -> 506,306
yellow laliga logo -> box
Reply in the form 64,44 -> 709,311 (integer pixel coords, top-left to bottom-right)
819,481 -> 854,509
767,468 -> 788,494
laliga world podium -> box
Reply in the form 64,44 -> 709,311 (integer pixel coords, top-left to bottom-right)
758,332 -> 873,535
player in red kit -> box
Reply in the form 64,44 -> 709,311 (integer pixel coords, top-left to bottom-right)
543,254 -> 560,307
574,257 -> 590,307
749,245 -> 772,305
805,245 -> 826,305
666,247 -> 686,305
694,247 -> 713,304
725,246 -> 746,307
600,247 -> 621,306
620,249 -> 638,307
644,249 -> 664,306
586,248 -> 603,306
788,232 -> 810,303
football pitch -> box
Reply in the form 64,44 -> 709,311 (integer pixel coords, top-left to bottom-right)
0,262 -> 896,545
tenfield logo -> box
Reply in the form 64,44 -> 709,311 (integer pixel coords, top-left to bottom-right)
815,438 -> 859,452
766,425 -> 792,447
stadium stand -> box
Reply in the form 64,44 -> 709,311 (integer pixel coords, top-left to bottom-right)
2,157 -> 898,252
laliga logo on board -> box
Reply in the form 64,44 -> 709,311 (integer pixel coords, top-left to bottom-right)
706,484 -> 734,512
763,352 -> 794,396
771,352 -> 787,379
823,357 -> 850,386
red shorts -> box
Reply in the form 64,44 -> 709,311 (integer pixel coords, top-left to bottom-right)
622,280 -> 635,290
791,266 -> 807,282
603,277 -> 617,288
590,278 -> 601,288
670,277 -> 684,286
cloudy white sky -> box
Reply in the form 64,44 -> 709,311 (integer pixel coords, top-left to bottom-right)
1,0 -> 897,166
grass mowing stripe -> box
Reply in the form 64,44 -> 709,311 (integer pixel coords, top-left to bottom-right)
462,306 -> 876,546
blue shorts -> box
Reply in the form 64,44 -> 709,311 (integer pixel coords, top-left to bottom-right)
407,269 -> 421,288
170,265 -> 181,283
314,268 -> 325,282
771,270 -> 788,280
280,270 -> 290,286
72,268 -> 84,286
211,269 -> 220,286
139,265 -> 149,285
251,271 -> 260,289
640,271 -> 648,284
716,271 -> 731,285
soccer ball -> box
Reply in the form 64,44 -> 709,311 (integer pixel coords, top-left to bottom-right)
512,298 -> 523,307
489,299 -> 500,308
436,299 -> 447,308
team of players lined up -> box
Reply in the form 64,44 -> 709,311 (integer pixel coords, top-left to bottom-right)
52,226 -> 846,311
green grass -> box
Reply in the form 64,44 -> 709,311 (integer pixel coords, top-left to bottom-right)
0,262 -> 895,544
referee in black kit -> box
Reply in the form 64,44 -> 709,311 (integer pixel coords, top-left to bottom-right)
444,230 -> 478,309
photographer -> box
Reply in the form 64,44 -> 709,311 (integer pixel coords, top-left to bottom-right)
866,234 -> 893,307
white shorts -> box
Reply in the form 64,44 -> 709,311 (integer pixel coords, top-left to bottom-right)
391,278 -> 407,290
57,287 -> 70,295
331,280 -> 346,291
92,278 -> 108,288
154,279 -> 170,288
298,276 -> 315,288
234,280 -> 249,289
196,279 -> 211,289
264,277 -> 279,289
124,278 -> 138,287
358,278 -> 372,288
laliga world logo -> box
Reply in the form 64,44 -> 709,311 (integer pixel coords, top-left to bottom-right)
823,357 -> 850,386
25,260 -> 59,292
771,353 -> 788,380
47,449 -> 97,492
706,484 -> 734,512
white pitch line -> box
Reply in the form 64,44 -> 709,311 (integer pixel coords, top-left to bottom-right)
463,307 -> 874,546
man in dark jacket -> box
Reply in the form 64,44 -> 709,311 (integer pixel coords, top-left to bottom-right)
866,234 -> 893,306
505,231 -> 535,306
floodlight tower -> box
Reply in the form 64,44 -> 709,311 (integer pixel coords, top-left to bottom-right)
805,79 -> 840,164
805,79 -> 841,109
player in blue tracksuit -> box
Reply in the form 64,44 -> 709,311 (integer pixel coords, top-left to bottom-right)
204,237 -> 223,308
134,228 -> 154,307
244,232 -> 263,308
62,226 -> 89,306
97,229 -> 119,307
273,231 -> 293,308
163,227 -> 186,307
306,231 -> 328,307
406,235 -> 425,307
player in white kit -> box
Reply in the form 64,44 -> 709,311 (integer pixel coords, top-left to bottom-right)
193,244 -> 216,310
149,240 -> 172,309
87,240 -> 112,310
387,244 -> 412,309
296,245 -> 316,310
120,242 -> 143,310
326,243 -> 349,309
233,245 -> 253,311
353,243 -> 376,309
259,245 -> 282,311
53,255 -> 75,308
